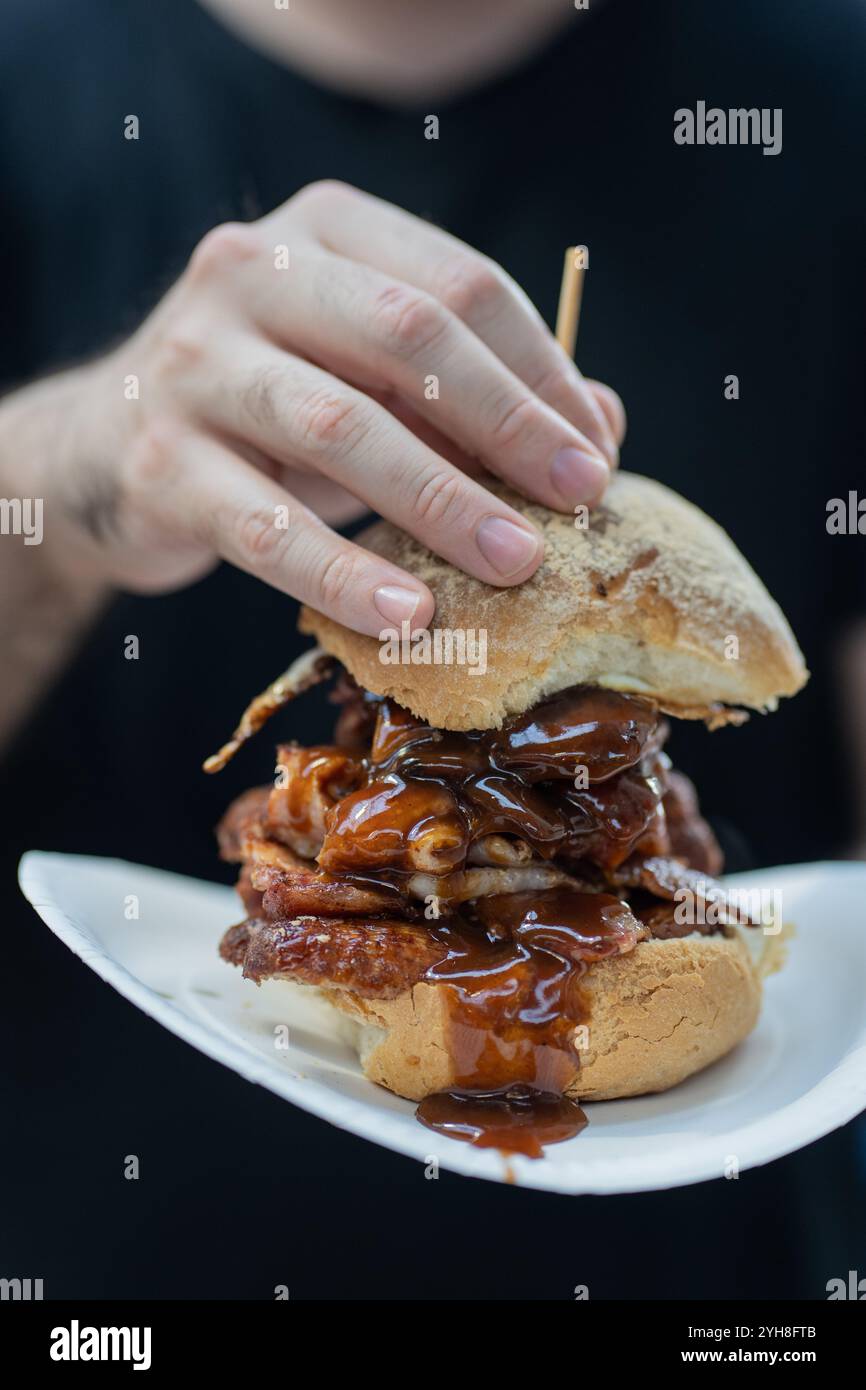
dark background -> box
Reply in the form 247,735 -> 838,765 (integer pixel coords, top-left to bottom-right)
1,0 -> 865,1298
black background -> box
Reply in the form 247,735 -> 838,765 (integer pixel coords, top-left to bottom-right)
1,0 -> 865,1299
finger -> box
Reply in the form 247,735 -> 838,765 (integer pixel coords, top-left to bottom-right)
285,181 -> 619,465
278,467 -> 370,527
586,380 -> 627,449
188,334 -> 546,584
230,437 -> 370,525
124,423 -> 435,637
240,252 -> 611,512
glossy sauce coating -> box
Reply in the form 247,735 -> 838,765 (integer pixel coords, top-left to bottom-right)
320,685 -> 665,875
224,682 -> 726,1158
422,888 -> 642,1103
313,687 -> 658,1156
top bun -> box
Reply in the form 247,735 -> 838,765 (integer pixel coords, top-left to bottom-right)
299,472 -> 808,732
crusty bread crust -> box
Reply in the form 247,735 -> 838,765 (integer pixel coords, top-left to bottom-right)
569,932 -> 762,1100
299,472 -> 808,731
307,930 -> 774,1103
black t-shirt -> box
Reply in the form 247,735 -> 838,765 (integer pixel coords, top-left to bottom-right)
2,0 -> 864,1299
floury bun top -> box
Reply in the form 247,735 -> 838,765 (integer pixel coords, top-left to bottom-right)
299,471 -> 808,733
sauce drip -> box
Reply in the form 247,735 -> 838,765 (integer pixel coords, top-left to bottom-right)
416,887 -> 640,1155
426,889 -> 639,1087
318,687 -> 663,1157
417,1085 -> 588,1159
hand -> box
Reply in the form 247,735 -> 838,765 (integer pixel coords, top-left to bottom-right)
58,182 -> 625,635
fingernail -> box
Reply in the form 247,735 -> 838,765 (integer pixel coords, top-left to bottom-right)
476,516 -> 541,577
373,584 -> 422,626
550,446 -> 610,505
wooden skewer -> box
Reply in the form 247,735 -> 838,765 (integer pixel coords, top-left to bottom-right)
555,245 -> 585,358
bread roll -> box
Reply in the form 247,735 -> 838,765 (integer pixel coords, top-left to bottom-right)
300,471 -> 807,730
294,928 -> 787,1103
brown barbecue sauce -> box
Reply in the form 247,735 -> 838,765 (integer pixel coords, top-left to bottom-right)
248,685 -> 718,1159
326,688 -> 658,1155
417,1086 -> 588,1159
413,887 -> 639,1156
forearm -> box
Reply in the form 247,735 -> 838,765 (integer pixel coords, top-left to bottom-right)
0,366 -> 111,752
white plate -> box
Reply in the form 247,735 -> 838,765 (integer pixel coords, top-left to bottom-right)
18,851 -> 866,1193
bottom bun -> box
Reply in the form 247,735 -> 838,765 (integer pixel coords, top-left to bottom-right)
293,931 -> 785,1104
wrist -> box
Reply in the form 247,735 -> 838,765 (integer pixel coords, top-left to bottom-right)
0,356 -> 124,589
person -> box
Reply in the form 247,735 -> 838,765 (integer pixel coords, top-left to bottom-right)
0,1 -> 626,753
1,0 -> 864,1299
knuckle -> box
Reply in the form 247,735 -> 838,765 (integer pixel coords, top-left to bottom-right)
409,468 -> 466,529
188,221 -> 260,280
369,284 -> 448,360
241,365 -> 286,428
435,256 -> 507,325
292,178 -> 357,211
526,363 -> 617,454
529,361 -> 577,404
293,385 -> 365,455
237,505 -> 288,569
153,319 -> 208,380
317,548 -> 360,611
126,420 -> 183,490
486,391 -> 539,451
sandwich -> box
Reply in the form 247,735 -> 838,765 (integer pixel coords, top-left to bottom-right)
206,472 -> 807,1152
